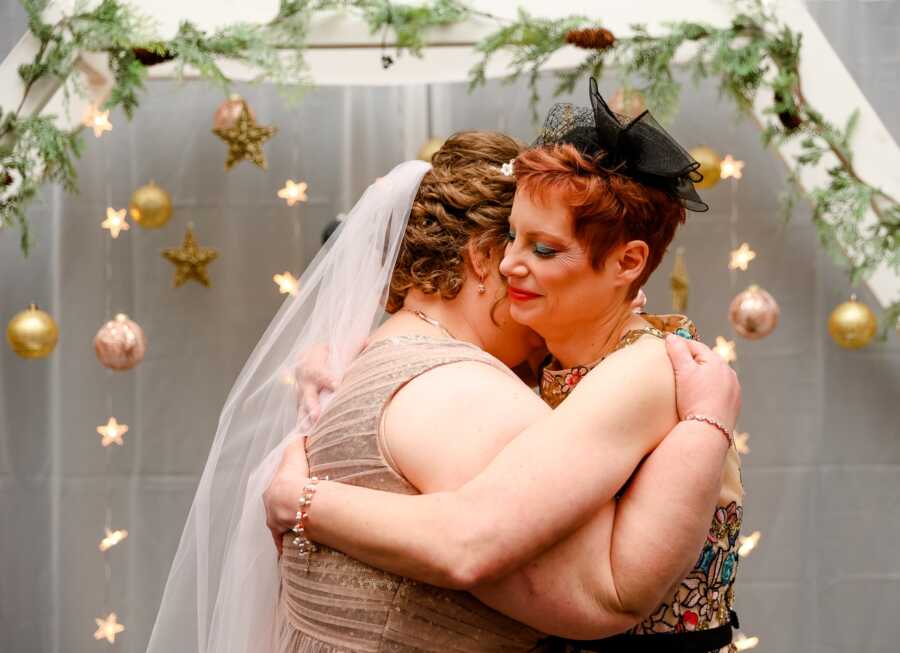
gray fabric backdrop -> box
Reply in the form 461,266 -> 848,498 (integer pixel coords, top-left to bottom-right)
1,2 -> 898,652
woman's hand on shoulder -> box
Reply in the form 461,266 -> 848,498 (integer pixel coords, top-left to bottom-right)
664,335 -> 741,431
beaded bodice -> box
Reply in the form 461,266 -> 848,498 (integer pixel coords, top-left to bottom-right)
539,314 -> 742,648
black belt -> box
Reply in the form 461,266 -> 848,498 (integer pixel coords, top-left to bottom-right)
542,611 -> 739,653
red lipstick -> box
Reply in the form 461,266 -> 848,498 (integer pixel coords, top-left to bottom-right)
507,286 -> 541,301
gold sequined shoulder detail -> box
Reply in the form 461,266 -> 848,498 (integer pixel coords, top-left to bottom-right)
540,313 -> 698,408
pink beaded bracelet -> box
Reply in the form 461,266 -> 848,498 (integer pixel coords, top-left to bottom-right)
291,475 -> 328,572
683,414 -> 734,446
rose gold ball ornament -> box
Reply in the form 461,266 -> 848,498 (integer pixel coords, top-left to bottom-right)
212,94 -> 256,131
609,88 -> 647,118
417,137 -> 445,163
828,296 -> 877,349
94,313 -> 147,370
6,304 -> 59,358
728,285 -> 780,340
129,181 -> 172,229
688,145 -> 722,189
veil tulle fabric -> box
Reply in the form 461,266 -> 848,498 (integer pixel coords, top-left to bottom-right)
146,160 -> 432,653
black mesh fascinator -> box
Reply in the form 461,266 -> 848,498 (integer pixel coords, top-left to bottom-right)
534,78 -> 709,212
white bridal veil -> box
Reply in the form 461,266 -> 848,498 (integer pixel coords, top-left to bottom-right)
146,160 -> 432,653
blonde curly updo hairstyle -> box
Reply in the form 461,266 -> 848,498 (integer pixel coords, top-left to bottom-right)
386,131 -> 524,313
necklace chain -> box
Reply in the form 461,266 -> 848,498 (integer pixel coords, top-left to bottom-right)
401,308 -> 456,339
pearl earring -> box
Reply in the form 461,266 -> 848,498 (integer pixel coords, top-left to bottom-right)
478,282 -> 486,294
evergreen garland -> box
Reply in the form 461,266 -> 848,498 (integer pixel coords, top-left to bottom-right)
1,0 -> 897,330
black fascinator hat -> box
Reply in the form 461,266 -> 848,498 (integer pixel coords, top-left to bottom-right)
533,78 -> 709,212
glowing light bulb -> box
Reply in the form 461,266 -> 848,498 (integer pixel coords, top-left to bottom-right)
93,612 -> 125,643
83,105 -> 113,137
720,154 -> 745,180
97,417 -> 128,447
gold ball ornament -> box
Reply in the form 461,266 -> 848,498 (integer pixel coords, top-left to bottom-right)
729,285 -> 780,340
417,137 -> 445,163
828,297 -> 877,349
129,181 -> 172,229
94,313 -> 147,370
6,304 -> 58,358
688,146 -> 722,189
212,94 -> 257,131
609,88 -> 647,118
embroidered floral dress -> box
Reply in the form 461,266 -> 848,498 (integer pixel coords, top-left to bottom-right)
540,314 -> 743,653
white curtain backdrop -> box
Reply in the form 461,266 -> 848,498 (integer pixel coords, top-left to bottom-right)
2,4 -> 900,651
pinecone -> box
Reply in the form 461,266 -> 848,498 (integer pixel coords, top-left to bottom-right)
132,47 -> 176,67
565,28 -> 616,51
774,90 -> 803,131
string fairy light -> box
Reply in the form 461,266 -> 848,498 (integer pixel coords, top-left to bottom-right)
277,179 -> 309,206
720,154 -> 745,180
96,417 -> 128,447
734,632 -> 760,650
738,530 -> 761,557
93,612 -> 125,644
101,207 -> 129,239
273,271 -> 300,296
714,336 -> 737,364
99,528 -> 129,552
729,242 -> 757,271
83,105 -> 113,138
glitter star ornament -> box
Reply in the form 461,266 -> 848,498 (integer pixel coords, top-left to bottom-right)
733,431 -> 750,454
212,100 -> 276,170
99,528 -> 129,552
278,180 -> 308,206
720,154 -> 745,180
83,105 -> 112,137
273,272 -> 300,296
729,242 -> 756,271
162,225 -> 218,287
102,207 -> 129,239
714,336 -> 737,364
97,417 -> 128,447
94,612 -> 125,643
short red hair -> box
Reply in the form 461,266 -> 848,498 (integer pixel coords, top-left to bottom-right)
514,144 -> 686,299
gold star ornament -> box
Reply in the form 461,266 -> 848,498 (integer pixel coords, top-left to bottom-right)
97,417 -> 128,447
161,225 -> 218,288
720,154 -> 745,180
278,180 -> 308,206
94,612 -> 125,643
83,105 -> 112,138
714,336 -> 737,364
212,100 -> 276,170
729,242 -> 756,271
102,207 -> 129,239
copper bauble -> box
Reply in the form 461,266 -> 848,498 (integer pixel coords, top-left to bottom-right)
729,285 -> 779,340
609,88 -> 647,118
688,145 -> 722,189
94,313 -> 147,370
828,298 -> 877,349
417,137 -> 445,163
212,94 -> 256,131
129,181 -> 172,229
7,304 -> 58,358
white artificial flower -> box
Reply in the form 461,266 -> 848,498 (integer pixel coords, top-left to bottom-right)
500,159 -> 515,177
